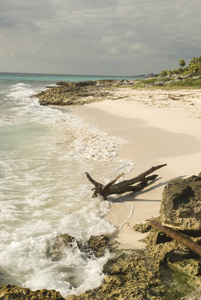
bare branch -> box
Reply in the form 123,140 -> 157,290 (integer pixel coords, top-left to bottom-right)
103,173 -> 124,192
85,172 -> 102,188
85,164 -> 167,200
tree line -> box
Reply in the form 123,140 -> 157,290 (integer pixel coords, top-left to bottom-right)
160,56 -> 201,77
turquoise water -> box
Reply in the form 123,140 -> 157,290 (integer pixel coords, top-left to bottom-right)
0,72 -> 133,296
0,71 -> 140,85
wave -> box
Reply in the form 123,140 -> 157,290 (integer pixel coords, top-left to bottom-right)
0,80 -> 134,297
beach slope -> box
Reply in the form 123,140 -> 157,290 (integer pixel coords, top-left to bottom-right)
71,89 -> 201,249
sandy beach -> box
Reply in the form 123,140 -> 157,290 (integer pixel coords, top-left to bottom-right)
71,88 -> 201,250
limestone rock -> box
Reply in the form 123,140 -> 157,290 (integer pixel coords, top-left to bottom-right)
34,79 -> 136,106
86,235 -> 110,258
34,80 -> 111,106
47,233 -> 75,260
160,174 -> 201,230
0,284 -> 65,299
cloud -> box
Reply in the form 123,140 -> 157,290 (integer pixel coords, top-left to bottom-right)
0,0 -> 201,75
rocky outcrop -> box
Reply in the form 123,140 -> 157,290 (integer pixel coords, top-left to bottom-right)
160,174 -> 201,230
34,75 -> 201,106
46,233 -> 111,260
0,284 -> 65,299
1,175 -> 201,299
72,222 -> 201,299
46,233 -> 75,260
34,80 -> 135,106
71,173 -> 201,299
1,225 -> 201,299
85,235 -> 110,258
0,234 -> 111,299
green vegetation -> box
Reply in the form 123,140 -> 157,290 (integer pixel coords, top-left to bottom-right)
168,78 -> 201,88
160,56 -> 201,77
179,59 -> 186,68
134,56 -> 201,88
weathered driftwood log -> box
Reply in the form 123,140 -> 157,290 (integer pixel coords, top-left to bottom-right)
85,164 -> 167,200
150,219 -> 201,256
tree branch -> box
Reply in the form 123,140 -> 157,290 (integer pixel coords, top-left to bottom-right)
85,164 -> 167,200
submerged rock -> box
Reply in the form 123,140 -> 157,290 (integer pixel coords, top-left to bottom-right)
85,235 -> 110,258
46,233 -> 75,260
160,174 -> 201,230
46,233 -> 111,260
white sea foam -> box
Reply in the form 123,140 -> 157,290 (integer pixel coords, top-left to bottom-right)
0,81 -> 134,297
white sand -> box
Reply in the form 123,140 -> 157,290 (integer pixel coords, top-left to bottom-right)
71,88 -> 201,249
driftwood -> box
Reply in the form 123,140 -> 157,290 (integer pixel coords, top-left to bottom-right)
85,164 -> 167,200
150,219 -> 201,256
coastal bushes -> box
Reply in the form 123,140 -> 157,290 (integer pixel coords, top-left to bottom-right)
168,78 -> 201,88
134,56 -> 201,88
160,56 -> 201,77
135,76 -> 201,88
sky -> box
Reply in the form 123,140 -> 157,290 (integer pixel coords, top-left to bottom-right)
0,0 -> 201,76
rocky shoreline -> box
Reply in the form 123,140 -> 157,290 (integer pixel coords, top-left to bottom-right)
34,80 -> 135,106
1,79 -> 201,299
1,175 -> 201,299
68,175 -> 201,299
34,74 -> 201,107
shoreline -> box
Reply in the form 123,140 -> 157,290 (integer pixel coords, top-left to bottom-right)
69,88 -> 201,249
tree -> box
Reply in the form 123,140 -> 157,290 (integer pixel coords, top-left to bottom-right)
189,63 -> 199,74
179,59 -> 185,68
189,57 -> 198,65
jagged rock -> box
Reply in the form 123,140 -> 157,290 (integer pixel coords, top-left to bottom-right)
34,80 -> 111,106
160,174 -> 201,230
75,224 -> 201,299
46,233 -> 111,261
76,237 -> 183,299
85,235 -> 110,258
133,221 -> 152,233
47,233 -> 75,260
34,79 -> 136,106
168,258 -> 201,277
0,284 -> 65,299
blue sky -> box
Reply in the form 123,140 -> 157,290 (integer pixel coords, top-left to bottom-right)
0,0 -> 201,75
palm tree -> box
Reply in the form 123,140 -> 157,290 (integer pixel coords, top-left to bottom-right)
179,59 -> 185,68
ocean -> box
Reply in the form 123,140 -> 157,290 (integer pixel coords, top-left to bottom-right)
0,72 -> 135,297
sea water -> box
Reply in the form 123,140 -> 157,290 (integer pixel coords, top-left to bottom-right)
0,72 -> 135,297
